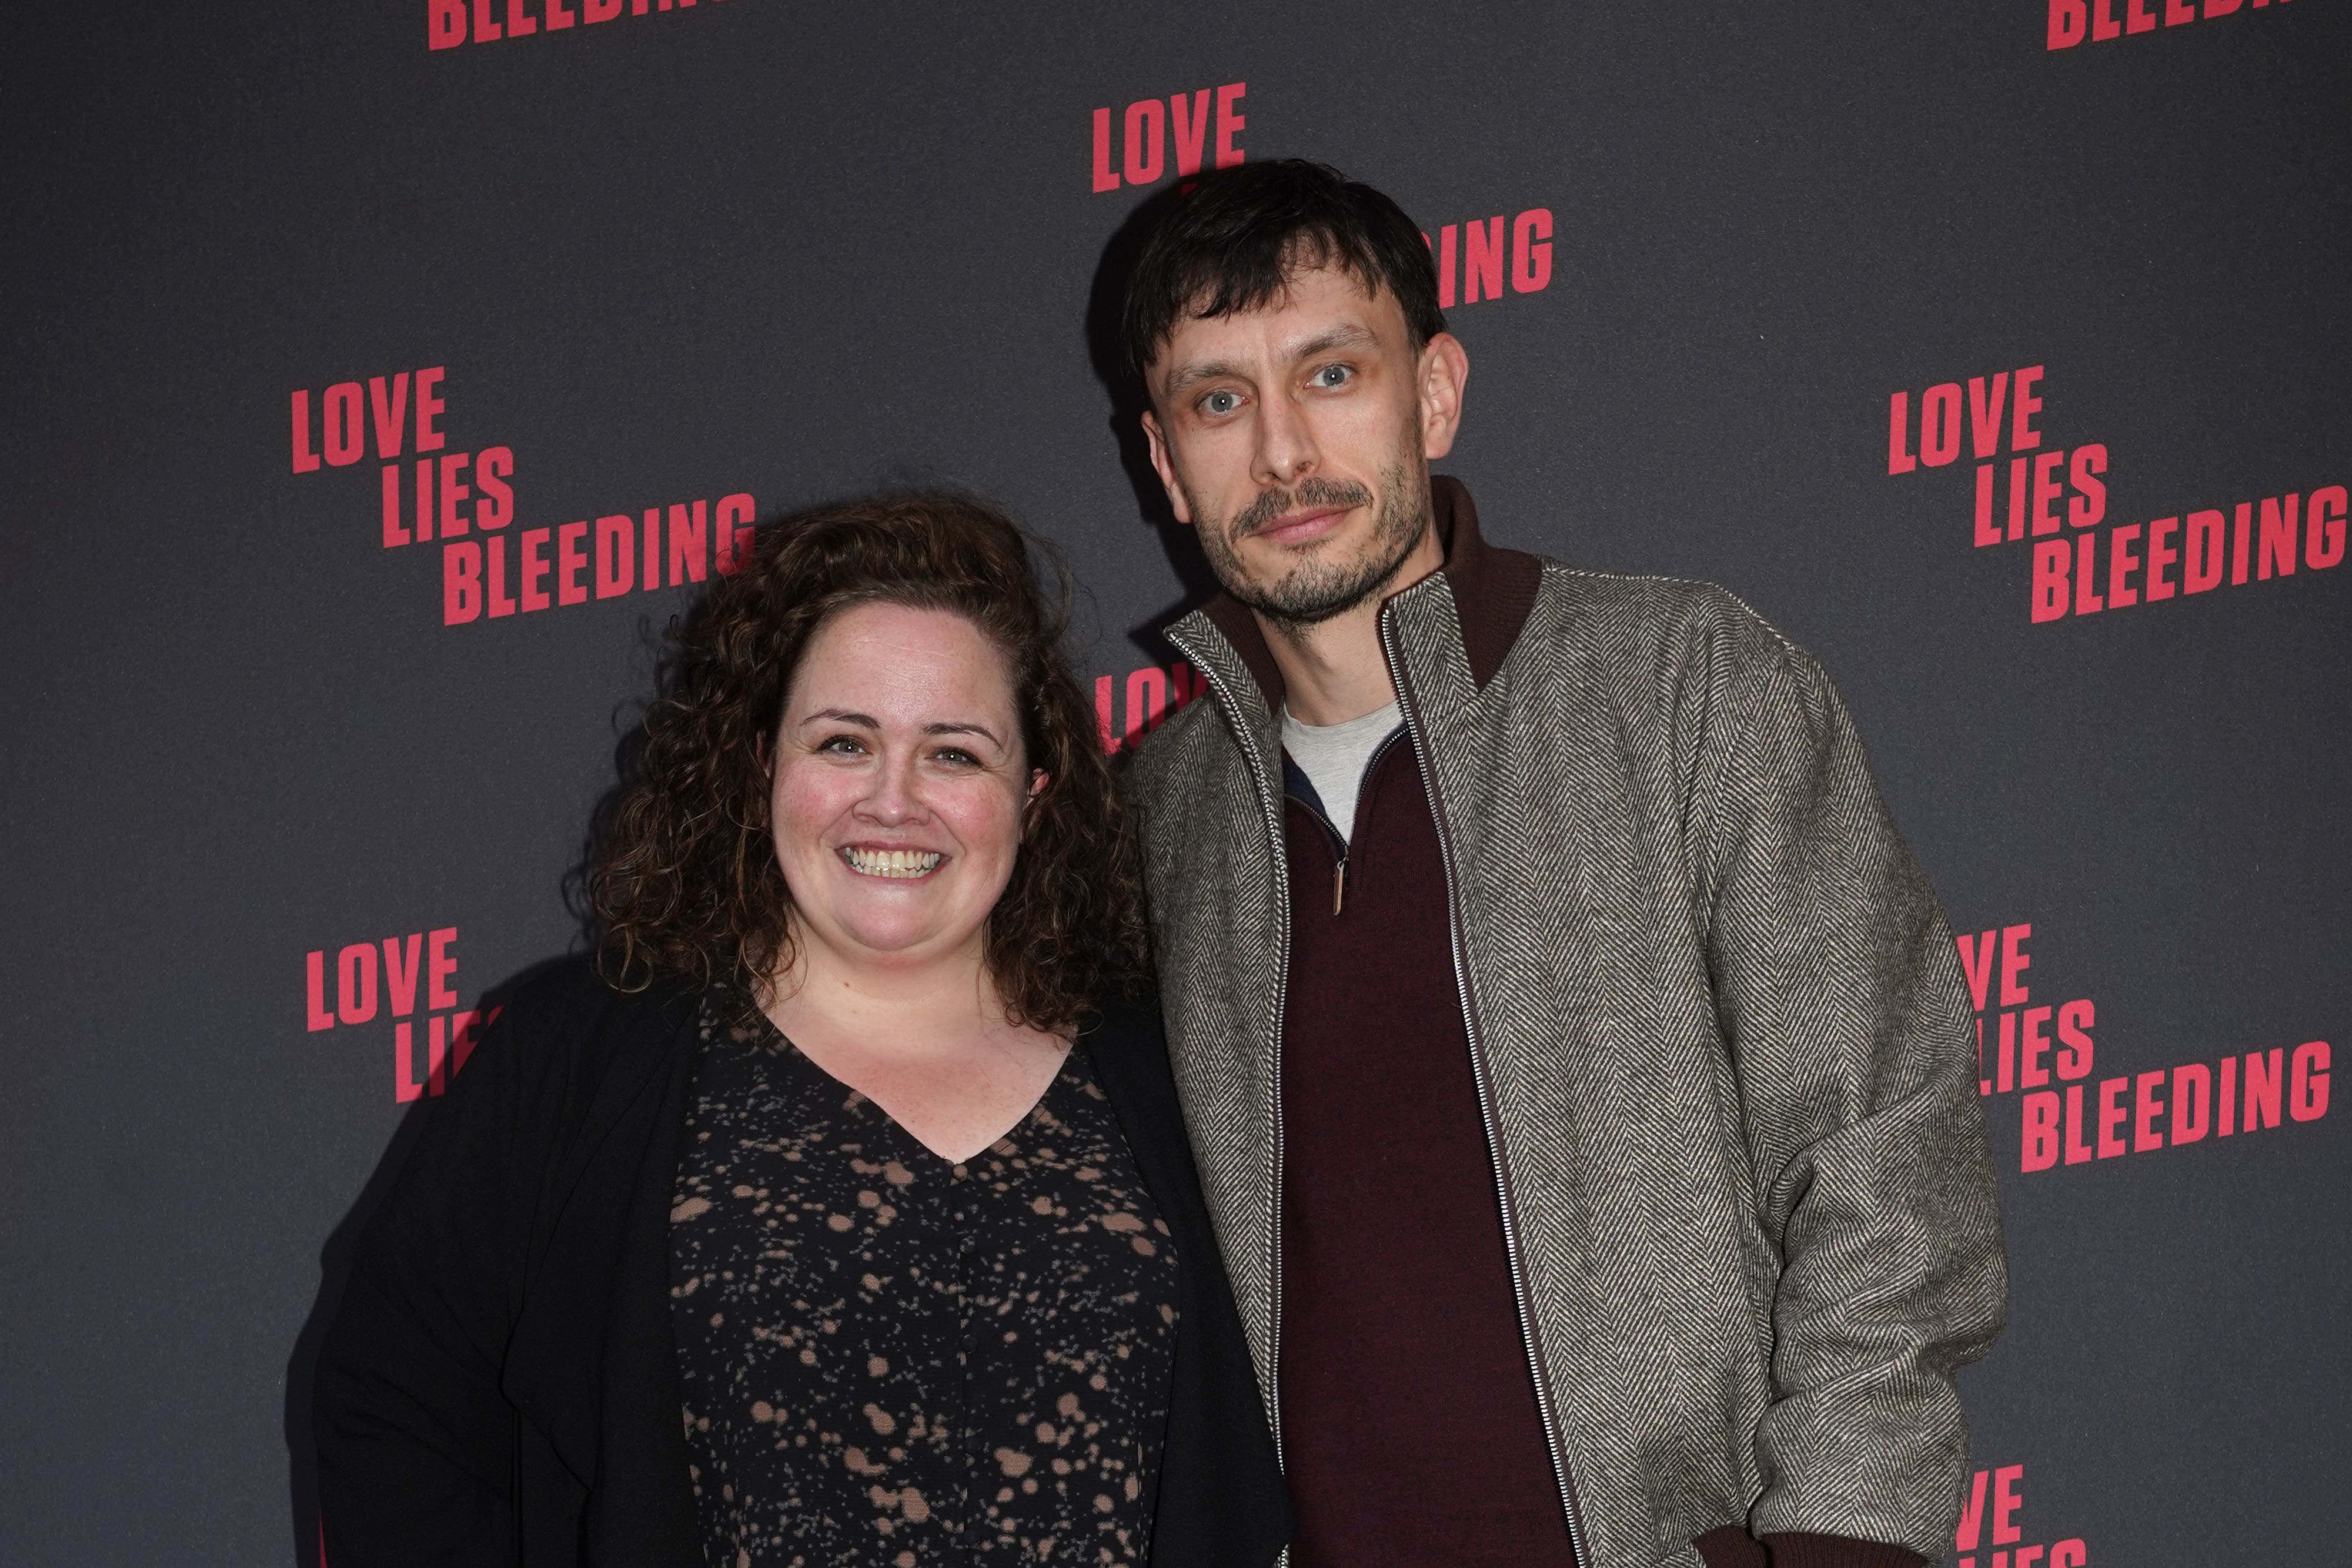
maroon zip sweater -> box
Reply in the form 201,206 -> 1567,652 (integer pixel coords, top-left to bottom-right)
1277,731 -> 1577,1567
1212,476 -> 1927,1568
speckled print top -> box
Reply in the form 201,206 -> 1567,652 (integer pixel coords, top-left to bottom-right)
670,999 -> 1181,1568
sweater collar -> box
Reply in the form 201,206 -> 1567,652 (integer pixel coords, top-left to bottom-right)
1195,474 -> 1538,711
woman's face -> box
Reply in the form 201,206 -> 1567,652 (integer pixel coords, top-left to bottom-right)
769,601 -> 1043,977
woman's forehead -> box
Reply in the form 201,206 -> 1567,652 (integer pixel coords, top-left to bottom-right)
788,604 -> 1019,724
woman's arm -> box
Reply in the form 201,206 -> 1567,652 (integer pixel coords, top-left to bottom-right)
313,984 -> 569,1566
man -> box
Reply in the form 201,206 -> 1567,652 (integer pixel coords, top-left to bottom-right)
1118,159 -> 2006,1568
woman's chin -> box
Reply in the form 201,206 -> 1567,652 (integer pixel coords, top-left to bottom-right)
821,916 -> 979,969
788,869 -> 1005,974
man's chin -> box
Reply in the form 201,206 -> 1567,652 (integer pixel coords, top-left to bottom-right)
1231,560 -> 1396,628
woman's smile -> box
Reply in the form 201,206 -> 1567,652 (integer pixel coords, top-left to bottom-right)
839,844 -> 946,879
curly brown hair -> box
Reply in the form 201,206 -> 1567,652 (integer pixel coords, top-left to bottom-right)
590,490 -> 1150,1031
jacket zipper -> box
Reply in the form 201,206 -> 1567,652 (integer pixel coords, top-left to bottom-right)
1288,795 -> 1349,915
1288,726 -> 1409,915
1170,631 -> 1294,1467
1380,605 -> 1593,1568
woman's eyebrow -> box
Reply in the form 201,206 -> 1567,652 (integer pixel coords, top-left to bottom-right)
799,710 -> 1001,747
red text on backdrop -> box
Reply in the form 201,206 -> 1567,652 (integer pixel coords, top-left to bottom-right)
305,927 -> 498,1103
1953,1460 -> 2089,1568
1092,83 -> 1247,193
286,365 -> 756,628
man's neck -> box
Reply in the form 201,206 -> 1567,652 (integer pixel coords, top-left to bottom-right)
1257,530 -> 1444,726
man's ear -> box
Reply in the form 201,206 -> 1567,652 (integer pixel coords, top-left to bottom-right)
1140,408 -> 1195,527
1417,331 -> 1471,462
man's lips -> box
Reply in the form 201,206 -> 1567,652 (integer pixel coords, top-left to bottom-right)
1250,506 -> 1352,547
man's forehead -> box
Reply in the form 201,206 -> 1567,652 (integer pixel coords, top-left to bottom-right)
1156,265 -> 1399,376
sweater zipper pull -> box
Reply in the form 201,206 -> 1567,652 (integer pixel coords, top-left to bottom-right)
1332,857 -> 1346,915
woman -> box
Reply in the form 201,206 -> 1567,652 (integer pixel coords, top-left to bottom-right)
314,492 -> 1288,1567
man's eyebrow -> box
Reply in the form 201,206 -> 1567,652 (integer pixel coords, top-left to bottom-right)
1163,357 -> 1244,399
1161,323 -> 1382,400
1284,322 -> 1379,361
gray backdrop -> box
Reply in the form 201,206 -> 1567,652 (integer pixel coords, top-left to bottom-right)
4,2 -> 2346,1563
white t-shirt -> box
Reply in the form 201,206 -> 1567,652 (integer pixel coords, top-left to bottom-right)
1281,701 -> 1402,844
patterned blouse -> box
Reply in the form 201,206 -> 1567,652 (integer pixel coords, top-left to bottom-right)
670,998 -> 1182,1567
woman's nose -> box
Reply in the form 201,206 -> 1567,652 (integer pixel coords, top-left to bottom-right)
856,753 -> 926,823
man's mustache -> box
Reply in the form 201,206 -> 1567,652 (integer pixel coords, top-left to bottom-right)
1230,477 -> 1375,542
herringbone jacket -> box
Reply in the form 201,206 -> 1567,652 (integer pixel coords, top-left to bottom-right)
1125,478 -> 2007,1567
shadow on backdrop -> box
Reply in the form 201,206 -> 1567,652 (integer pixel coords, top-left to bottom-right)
1084,181 -> 1226,663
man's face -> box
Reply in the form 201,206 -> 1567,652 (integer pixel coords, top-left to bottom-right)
1140,263 -> 1467,633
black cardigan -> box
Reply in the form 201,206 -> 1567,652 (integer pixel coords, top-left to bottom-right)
314,960 -> 1289,1567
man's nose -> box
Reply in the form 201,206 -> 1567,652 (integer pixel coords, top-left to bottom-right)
1254,383 -> 1320,487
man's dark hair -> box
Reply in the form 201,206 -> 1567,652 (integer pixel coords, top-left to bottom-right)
1121,159 -> 1445,394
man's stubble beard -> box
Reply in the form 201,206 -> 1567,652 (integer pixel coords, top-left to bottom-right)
1188,454 -> 1433,640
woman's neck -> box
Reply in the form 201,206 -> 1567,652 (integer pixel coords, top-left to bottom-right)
763,934 -> 1002,1058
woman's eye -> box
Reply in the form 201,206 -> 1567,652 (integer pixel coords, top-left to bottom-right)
932,747 -> 980,768
1312,363 -> 1353,388
819,735 -> 866,755
1201,389 -> 1239,416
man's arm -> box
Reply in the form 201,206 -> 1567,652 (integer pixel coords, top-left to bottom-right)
1694,628 -> 2008,1564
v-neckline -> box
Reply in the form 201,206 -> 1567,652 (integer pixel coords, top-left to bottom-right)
771,1028 -> 1076,1168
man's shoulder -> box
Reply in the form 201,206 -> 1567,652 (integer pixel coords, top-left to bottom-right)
1123,683 -> 1234,808
1515,556 -> 1814,691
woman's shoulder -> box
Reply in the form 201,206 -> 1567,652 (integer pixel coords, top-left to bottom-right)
468,952 -> 707,1094
496,951 -> 699,1029
1077,986 -> 1167,1052
1077,988 -> 1180,1117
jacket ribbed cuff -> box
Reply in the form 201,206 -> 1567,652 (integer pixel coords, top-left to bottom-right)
1693,1527 -> 1927,1568
1693,1525 -> 1768,1567
1765,1532 -> 1926,1568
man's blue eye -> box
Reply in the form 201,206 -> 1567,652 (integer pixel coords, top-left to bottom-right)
1315,364 -> 1351,387
1204,390 -> 1237,415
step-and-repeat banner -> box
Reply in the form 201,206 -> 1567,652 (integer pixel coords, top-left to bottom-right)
4,3 -> 2345,1563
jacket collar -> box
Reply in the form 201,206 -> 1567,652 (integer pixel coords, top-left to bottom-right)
1192,474 -> 1541,713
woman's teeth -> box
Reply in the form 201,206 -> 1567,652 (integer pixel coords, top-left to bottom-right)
843,847 -> 943,878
